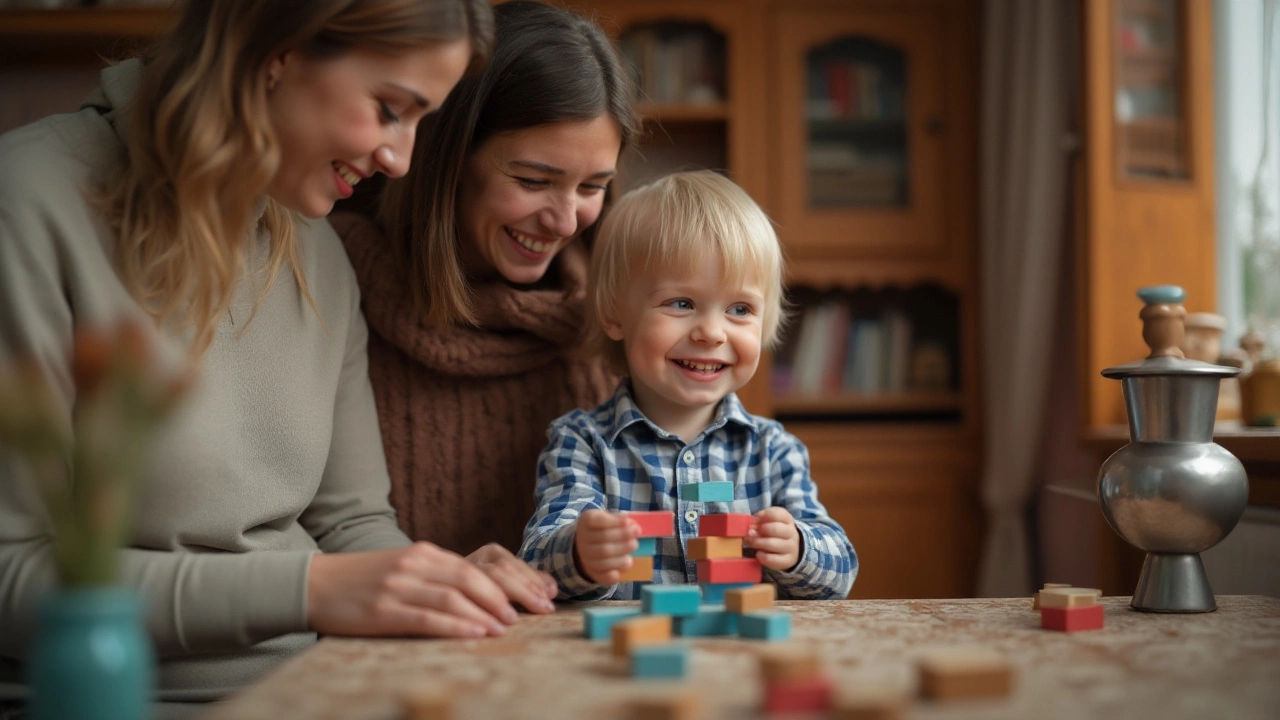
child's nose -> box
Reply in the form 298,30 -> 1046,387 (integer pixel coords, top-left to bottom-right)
691,315 -> 726,344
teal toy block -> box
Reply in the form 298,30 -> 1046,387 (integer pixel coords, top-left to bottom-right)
699,582 -> 753,604
631,537 -> 657,557
738,611 -> 791,641
583,606 -> 642,640
674,605 -> 738,637
678,481 -> 735,502
641,585 -> 701,617
630,644 -> 689,679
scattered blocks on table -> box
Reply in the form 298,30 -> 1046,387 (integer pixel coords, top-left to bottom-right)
624,511 -> 676,537
402,688 -> 453,720
700,581 -> 754,604
612,615 -> 673,658
1032,582 -> 1073,609
1039,587 -> 1101,609
1041,603 -> 1104,632
673,605 -> 737,637
725,583 -> 775,614
628,690 -> 702,720
642,585 -> 702,617
678,481 -> 735,503
632,537 -> 658,556
686,536 -> 743,560
698,513 -> 753,538
697,557 -> 762,584
739,611 -> 791,641
583,606 -> 643,640
757,648 -> 823,684
762,675 -> 833,715
617,555 -> 656,583
631,643 -> 690,679
832,689 -> 908,720
917,648 -> 1013,701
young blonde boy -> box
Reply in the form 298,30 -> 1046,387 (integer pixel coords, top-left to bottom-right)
518,170 -> 856,601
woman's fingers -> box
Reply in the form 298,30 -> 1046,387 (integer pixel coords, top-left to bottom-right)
414,544 -> 518,626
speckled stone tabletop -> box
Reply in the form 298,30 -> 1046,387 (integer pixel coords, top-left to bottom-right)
201,596 -> 1280,720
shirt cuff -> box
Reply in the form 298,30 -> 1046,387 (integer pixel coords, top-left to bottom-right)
544,523 -> 614,601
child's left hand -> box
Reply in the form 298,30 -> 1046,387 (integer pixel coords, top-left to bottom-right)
745,507 -> 800,572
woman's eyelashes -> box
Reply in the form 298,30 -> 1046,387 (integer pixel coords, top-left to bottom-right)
378,101 -> 401,124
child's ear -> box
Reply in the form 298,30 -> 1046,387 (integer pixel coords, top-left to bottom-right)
601,314 -> 626,342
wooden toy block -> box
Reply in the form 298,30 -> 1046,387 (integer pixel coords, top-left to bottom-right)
762,675 -> 833,715
1041,603 -> 1104,631
698,513 -> 753,537
631,643 -> 690,679
624,510 -> 676,538
674,605 -> 737,636
917,648 -> 1013,701
612,615 -> 673,658
631,537 -> 658,556
583,606 -> 642,640
687,536 -> 743,560
642,585 -> 701,617
738,611 -> 791,641
725,583 -> 775,614
700,581 -> 754,604
758,648 -> 823,684
832,689 -> 908,720
1032,582 -> 1073,609
1039,587 -> 1102,609
697,557 -> 762,584
402,689 -> 453,720
678,481 -> 735,502
617,555 -> 655,583
628,691 -> 701,720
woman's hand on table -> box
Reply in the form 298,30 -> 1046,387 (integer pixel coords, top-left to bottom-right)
466,543 -> 558,614
306,542 -> 519,639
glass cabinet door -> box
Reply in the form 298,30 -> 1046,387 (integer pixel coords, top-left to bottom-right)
1113,0 -> 1189,180
775,9 -> 945,259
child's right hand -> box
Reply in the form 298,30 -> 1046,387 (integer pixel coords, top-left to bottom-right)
573,510 -> 640,585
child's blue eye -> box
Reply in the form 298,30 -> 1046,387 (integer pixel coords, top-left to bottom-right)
667,298 -> 694,310
729,304 -> 753,317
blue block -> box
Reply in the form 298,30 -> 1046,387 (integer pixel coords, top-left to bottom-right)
674,605 -> 738,637
678,481 -> 735,502
583,606 -> 642,640
631,537 -> 657,557
641,585 -> 701,617
630,644 -> 689,679
699,582 -> 754,604
738,611 -> 791,641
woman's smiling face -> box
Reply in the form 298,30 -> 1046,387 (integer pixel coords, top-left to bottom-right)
457,115 -> 621,284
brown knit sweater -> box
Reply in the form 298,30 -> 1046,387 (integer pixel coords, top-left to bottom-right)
330,212 -> 618,555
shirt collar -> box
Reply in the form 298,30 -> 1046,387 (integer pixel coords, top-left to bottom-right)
604,380 -> 759,444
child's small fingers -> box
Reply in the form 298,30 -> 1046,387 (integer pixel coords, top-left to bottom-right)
747,536 -> 791,554
756,521 -> 796,538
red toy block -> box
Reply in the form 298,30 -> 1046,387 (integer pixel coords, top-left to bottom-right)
1041,604 -> 1104,632
624,511 -> 675,538
763,676 -> 834,715
697,557 -> 762,584
698,513 -> 753,538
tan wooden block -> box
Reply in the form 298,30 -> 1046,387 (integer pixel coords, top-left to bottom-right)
402,688 -> 452,720
686,536 -> 743,560
616,555 -> 655,583
725,583 -> 775,614
611,615 -> 672,658
833,688 -> 908,720
1033,583 -> 1074,609
1039,587 -> 1101,609
917,648 -> 1013,701
758,647 -> 823,684
628,690 -> 702,720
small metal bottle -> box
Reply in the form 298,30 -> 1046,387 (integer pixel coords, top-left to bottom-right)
1097,285 -> 1249,612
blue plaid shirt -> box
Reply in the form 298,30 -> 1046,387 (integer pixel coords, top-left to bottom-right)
518,381 -> 857,601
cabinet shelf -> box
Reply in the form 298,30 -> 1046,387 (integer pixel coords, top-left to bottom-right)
637,102 -> 729,122
0,7 -> 170,65
773,391 -> 963,416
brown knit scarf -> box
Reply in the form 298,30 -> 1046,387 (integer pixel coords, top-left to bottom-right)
331,212 -> 619,554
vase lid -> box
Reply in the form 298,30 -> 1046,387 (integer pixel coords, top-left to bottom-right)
1101,285 -> 1241,380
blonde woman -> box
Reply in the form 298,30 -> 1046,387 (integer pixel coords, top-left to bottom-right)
0,0 -> 553,713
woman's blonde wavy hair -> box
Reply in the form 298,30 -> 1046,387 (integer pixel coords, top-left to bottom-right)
95,0 -> 492,358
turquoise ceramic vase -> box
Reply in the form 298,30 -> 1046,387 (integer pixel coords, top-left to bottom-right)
27,588 -> 155,720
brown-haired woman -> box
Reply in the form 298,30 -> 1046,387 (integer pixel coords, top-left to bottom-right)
0,0 -> 554,713
330,0 -> 641,561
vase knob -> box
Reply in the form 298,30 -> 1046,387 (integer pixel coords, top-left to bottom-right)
1137,285 -> 1187,359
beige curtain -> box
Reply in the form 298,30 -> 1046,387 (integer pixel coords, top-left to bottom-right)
977,0 -> 1075,597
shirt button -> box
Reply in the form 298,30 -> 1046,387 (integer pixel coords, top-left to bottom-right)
685,510 -> 698,523
682,451 -> 695,463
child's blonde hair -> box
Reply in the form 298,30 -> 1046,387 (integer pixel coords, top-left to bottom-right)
585,170 -> 786,374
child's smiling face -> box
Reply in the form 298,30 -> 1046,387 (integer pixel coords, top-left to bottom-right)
603,252 -> 764,435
